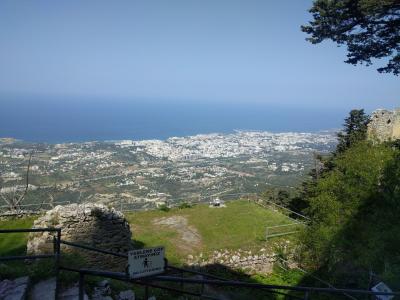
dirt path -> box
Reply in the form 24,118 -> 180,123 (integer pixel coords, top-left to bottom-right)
152,216 -> 202,253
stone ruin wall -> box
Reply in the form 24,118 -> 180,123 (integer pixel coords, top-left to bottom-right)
27,203 -> 133,271
367,108 -> 400,142
187,248 -> 275,274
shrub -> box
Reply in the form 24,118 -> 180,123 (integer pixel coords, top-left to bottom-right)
158,204 -> 170,212
178,202 -> 192,209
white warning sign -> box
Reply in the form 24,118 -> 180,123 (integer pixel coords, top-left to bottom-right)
128,247 -> 165,279
372,282 -> 394,300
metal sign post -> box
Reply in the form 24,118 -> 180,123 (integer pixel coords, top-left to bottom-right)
128,247 -> 166,279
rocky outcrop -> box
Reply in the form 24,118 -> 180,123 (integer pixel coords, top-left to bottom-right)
368,108 -> 400,142
27,203 -> 133,270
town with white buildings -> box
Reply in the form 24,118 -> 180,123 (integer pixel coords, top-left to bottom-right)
0,131 -> 337,211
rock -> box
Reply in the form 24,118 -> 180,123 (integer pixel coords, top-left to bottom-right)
0,276 -> 29,300
97,280 -> 110,287
59,286 -> 89,300
92,279 -> 112,299
117,290 -> 135,300
27,203 -> 133,270
31,277 -> 56,300
148,296 -> 156,300
92,295 -> 113,300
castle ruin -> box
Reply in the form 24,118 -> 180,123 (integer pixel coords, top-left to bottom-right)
367,108 -> 400,142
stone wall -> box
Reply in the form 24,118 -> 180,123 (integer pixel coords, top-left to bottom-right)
186,248 -> 276,274
27,203 -> 133,271
367,108 -> 400,142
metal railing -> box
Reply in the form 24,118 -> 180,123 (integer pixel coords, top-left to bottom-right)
265,222 -> 306,239
58,239 -> 242,299
0,193 -> 255,215
0,228 -> 61,297
62,268 -> 400,300
1,228 -> 400,300
255,198 -> 310,221
117,192 -> 256,212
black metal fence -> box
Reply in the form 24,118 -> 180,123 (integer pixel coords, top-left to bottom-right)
0,228 -> 61,296
1,227 -> 399,300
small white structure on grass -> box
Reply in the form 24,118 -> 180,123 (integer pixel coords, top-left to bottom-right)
209,197 -> 226,208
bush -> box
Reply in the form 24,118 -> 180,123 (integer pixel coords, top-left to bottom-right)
178,202 -> 192,209
158,204 -> 170,212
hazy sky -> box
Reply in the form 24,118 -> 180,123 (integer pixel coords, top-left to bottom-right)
0,0 -> 398,110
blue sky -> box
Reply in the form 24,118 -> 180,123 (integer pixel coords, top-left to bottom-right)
0,0 -> 398,111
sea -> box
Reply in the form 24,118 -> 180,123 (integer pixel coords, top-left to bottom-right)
0,98 -> 346,143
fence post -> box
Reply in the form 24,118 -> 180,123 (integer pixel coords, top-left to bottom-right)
53,230 -> 61,299
200,275 -> 205,296
304,291 -> 309,299
180,269 -> 184,289
79,272 -> 85,300
144,285 -> 149,300
56,230 -> 61,296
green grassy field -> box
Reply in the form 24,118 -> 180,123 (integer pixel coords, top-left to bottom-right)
0,216 -> 57,280
125,200 -> 295,264
0,201 -> 304,298
0,216 -> 36,256
0,200 -> 295,262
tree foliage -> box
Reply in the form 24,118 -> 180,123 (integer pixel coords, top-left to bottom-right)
336,109 -> 369,153
302,140 -> 400,287
286,110 -> 369,218
289,108 -> 400,287
261,188 -> 292,207
302,0 -> 400,75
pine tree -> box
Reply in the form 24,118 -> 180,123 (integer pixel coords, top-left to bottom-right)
302,0 -> 400,75
336,109 -> 369,154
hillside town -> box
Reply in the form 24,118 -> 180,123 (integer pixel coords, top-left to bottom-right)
0,131 -> 337,211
